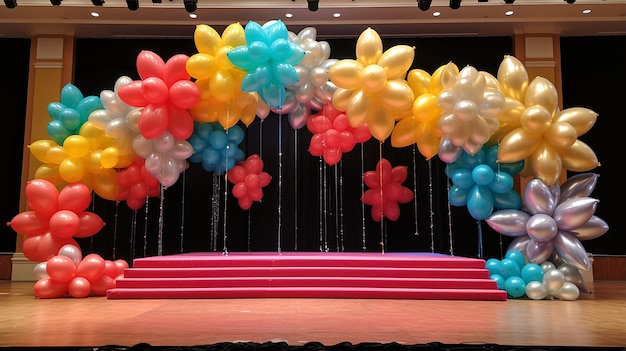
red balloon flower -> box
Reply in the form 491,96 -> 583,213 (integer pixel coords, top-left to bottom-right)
118,50 -> 200,140
307,103 -> 371,165
227,154 -> 272,210
116,157 -> 161,210
361,158 -> 414,222
7,179 -> 105,262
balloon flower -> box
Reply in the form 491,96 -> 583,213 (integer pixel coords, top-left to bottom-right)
227,20 -> 306,110
132,130 -> 194,188
495,55 -> 600,186
485,173 -> 608,271
361,158 -> 414,222
227,154 -> 272,210
307,103 -> 371,165
118,50 -> 200,140
7,179 -> 105,262
33,245 -> 129,298
187,122 -> 246,175
329,27 -> 415,142
116,156 -> 161,210
446,144 -> 523,220
187,23 -> 269,129
47,83 -> 104,145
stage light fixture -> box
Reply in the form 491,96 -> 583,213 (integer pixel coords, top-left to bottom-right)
91,0 -> 104,5
564,0 -> 575,3
307,0 -> 318,11
478,0 -> 488,2
50,0 -> 61,5
417,0 -> 431,11
126,0 -> 138,10
504,0 -> 515,3
450,0 -> 461,9
3,0 -> 17,8
183,0 -> 196,12
152,0 -> 161,3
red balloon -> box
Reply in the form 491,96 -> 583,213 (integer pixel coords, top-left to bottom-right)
232,183 -> 247,198
22,233 -> 77,263
353,125 -> 372,143
68,277 -> 92,298
238,197 -> 253,210
308,134 -> 325,157
114,259 -> 129,273
91,275 -> 116,296
228,165 -> 246,183
76,253 -> 106,282
392,165 -> 409,183
382,200 -> 401,221
46,255 -> 77,283
339,131 -> 356,152
136,50 -> 165,80
48,210 -> 80,238
323,147 -> 342,166
170,80 -> 200,109
244,174 -> 260,189
333,114 -> 350,131
363,171 -> 380,189
141,77 -> 169,104
118,80 -> 149,107
58,183 -> 92,213
74,212 -> 105,238
139,103 -> 168,139
259,172 -> 272,187
8,211 -> 49,236
324,129 -> 341,148
34,278 -> 67,299
244,155 -> 263,174
167,105 -> 194,140
25,179 -> 59,217
163,54 -> 191,86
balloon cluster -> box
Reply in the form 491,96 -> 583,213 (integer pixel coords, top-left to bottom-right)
33,244 -> 128,298
307,104 -> 372,165
361,158 -> 414,222
116,157 -> 161,210
486,173 -> 608,271
47,83 -> 104,145
188,122 -> 246,174
446,144 -> 523,220
227,154 -> 272,210
486,249 -> 588,300
7,179 -> 105,263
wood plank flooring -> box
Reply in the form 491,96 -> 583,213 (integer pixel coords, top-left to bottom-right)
0,280 -> 625,348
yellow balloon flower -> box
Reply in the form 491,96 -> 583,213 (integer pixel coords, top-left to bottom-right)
187,23 -> 267,129
495,59 -> 601,186
328,27 -> 415,141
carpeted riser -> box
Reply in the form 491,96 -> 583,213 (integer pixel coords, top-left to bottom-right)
107,252 -> 507,301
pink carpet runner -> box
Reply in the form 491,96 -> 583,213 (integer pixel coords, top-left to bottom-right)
106,252 -> 506,301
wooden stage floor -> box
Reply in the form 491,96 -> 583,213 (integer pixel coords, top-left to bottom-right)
0,280 -> 624,349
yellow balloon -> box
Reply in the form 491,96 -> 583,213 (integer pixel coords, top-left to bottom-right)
346,91 -> 376,128
391,117 -> 417,148
481,71 -> 502,91
497,55 -> 528,102
116,152 -> 135,169
331,88 -> 353,112
328,59 -> 363,90
379,80 -> 414,112
186,53 -> 217,80
355,28 -> 383,66
190,99 -> 219,123
100,146 -> 120,169
89,168 -> 119,201
194,24 -> 222,55
415,119 -> 441,160
412,93 -> 440,122
80,122 -> 105,150
530,142 -> 562,186
553,107 -> 598,136
240,104 -> 257,127
497,127 -> 542,163
85,151 -> 104,174
211,70 -> 236,102
369,108 -> 395,141
525,76 -> 559,117
544,122 -> 577,151
520,105 -> 552,134
59,157 -> 85,184
29,140 -> 57,163
35,163 -> 64,185
378,45 -> 415,80
221,22 -> 246,48
561,140 -> 600,172
63,135 -> 89,158
407,69 -> 431,97
217,102 -> 242,130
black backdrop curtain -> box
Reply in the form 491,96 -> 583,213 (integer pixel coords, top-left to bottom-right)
72,35 -> 515,264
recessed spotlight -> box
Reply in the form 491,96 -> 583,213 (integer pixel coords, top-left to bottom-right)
189,13 -> 197,18
285,13 -> 293,18
505,10 -> 514,16
90,11 -> 100,17
432,11 -> 441,17
333,12 -> 341,18
582,9 -> 591,14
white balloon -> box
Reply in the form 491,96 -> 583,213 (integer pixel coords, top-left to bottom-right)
525,281 -> 548,300
57,244 -> 83,267
553,282 -> 580,300
33,262 -> 49,280
542,269 -> 565,295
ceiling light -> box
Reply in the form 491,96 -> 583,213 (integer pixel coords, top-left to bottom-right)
183,0 -> 196,13
333,12 -> 341,18
189,13 -> 197,18
91,0 -> 104,5
582,9 -> 591,14
417,0 -> 431,11
126,0 -> 138,10
450,0 -> 461,9
307,0 -> 318,11
3,0 -> 17,8
90,11 -> 100,17
432,11 -> 441,17
505,10 -> 513,16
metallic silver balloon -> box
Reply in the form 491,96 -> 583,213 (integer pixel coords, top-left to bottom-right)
508,235 -> 530,254
559,172 -> 598,202
554,231 -> 590,271
553,282 -> 580,300
569,215 -> 609,240
526,239 -> 553,264
558,263 -> 590,294
541,261 -> 556,272
486,209 -> 530,236
438,136 -> 462,163
524,179 -> 556,215
553,197 -> 598,231
542,268 -> 565,295
288,104 -> 311,130
33,262 -> 49,280
525,281 -> 548,300
526,214 -> 558,242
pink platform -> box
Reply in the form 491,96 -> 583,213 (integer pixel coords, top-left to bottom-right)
106,252 -> 507,301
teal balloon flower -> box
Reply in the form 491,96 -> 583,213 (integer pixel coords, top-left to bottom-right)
445,144 -> 524,220
187,121 -> 245,175
227,20 -> 306,110
47,83 -> 103,145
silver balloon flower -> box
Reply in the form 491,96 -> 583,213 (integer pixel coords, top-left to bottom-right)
486,173 -> 608,271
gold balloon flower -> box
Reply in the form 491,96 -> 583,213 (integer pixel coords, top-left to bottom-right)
328,27 -> 415,141
495,56 -> 600,186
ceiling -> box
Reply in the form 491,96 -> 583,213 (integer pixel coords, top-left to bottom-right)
0,0 -> 625,39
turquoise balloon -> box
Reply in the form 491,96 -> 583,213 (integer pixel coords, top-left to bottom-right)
505,249 -> 526,269
451,168 -> 473,189
489,172 -> 514,193
47,102 -> 64,120
76,95 -> 104,122
521,263 -> 544,283
285,43 -> 306,65
270,38 -> 292,61
227,46 -> 255,70
209,131 -> 227,150
494,190 -> 522,209
490,273 -> 505,290
195,122 -> 214,139
58,108 -> 82,132
467,185 -> 495,220
263,20 -> 288,42
275,62 -> 300,86
47,120 -> 71,145
448,185 -> 469,207
248,41 -> 270,62
227,125 -> 245,144
244,21 -> 267,44
499,258 -> 521,279
485,258 -> 501,276
504,276 -> 526,298
472,164 -> 495,186
60,83 -> 84,108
